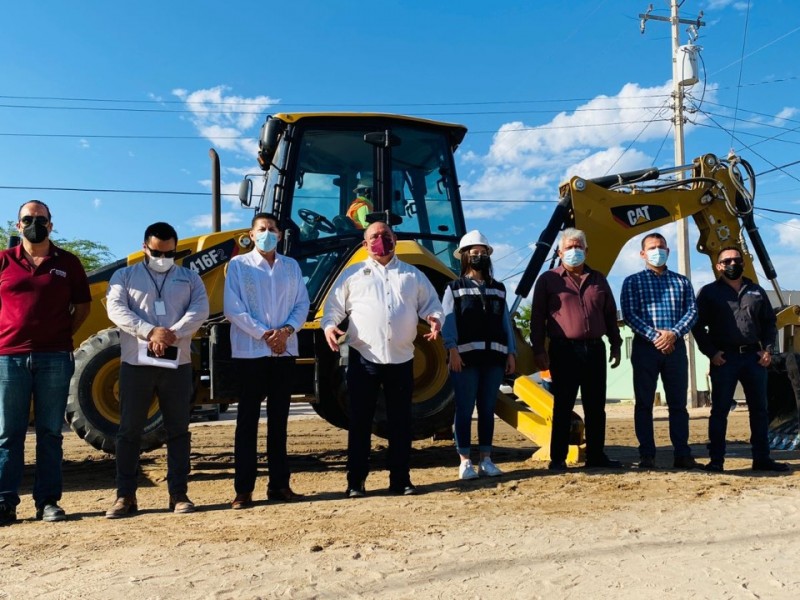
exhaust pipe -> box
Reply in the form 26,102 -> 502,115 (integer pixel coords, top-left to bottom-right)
209,148 -> 221,233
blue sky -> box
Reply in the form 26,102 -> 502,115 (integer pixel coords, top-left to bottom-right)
2,0 -> 800,299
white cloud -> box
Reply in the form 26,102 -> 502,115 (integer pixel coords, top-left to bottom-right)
197,178 -> 248,211
79,139 -> 90,149
173,86 -> 280,156
706,0 -> 750,10
187,212 -> 245,230
92,198 -> 102,209
485,82 -> 674,169
772,107 -> 799,127
774,218 -> 800,250
562,146 -> 652,182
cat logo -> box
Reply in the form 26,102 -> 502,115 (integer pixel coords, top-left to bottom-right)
610,204 -> 670,229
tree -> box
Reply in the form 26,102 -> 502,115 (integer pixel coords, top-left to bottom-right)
1,221 -> 115,272
513,301 -> 531,341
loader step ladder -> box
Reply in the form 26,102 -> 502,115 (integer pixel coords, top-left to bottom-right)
494,375 -> 585,464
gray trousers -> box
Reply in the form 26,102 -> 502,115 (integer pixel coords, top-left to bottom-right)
116,363 -> 193,497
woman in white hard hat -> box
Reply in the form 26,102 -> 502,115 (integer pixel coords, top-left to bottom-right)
442,230 -> 516,480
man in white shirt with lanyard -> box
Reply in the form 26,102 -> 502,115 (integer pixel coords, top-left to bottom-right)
323,221 -> 443,498
224,212 -> 310,509
105,222 -> 209,518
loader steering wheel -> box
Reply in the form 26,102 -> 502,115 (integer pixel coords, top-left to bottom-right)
298,208 -> 336,234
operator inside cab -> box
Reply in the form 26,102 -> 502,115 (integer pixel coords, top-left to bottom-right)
346,177 -> 374,230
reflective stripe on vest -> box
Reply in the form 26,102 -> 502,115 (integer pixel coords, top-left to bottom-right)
451,286 -> 506,299
456,341 -> 509,354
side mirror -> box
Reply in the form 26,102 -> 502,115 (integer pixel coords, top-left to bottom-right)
238,178 -> 253,207
257,116 -> 286,171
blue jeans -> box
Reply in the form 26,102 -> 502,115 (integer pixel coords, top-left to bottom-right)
451,363 -> 504,456
0,352 -> 74,508
708,352 -> 770,464
631,337 -> 692,459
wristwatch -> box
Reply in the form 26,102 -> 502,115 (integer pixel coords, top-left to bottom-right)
282,324 -> 295,335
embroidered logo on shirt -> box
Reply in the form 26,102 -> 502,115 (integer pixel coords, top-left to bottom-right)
363,268 -> 371,276
50,269 -> 67,278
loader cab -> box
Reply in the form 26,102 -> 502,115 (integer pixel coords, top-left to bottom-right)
247,113 -> 468,308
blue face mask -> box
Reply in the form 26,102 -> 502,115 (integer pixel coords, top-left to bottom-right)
646,248 -> 668,268
561,248 -> 585,268
255,230 -> 279,253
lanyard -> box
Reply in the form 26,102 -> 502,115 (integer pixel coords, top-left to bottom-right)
143,265 -> 172,299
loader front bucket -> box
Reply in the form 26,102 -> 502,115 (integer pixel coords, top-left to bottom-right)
766,352 -> 800,450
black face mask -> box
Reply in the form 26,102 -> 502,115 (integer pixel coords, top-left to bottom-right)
22,222 -> 49,244
469,255 -> 490,271
723,263 -> 744,280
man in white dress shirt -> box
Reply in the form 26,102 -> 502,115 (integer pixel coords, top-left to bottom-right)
323,221 -> 443,497
224,213 -> 310,508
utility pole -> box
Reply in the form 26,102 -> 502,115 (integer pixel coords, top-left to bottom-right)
639,2 -> 706,406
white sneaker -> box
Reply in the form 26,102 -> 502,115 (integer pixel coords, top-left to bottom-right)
459,460 -> 479,480
478,458 -> 503,477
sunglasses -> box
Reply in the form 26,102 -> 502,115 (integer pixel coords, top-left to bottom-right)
146,247 -> 177,258
720,257 -> 743,266
20,215 -> 49,226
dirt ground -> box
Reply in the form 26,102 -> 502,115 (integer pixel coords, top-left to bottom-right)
1,404 -> 799,599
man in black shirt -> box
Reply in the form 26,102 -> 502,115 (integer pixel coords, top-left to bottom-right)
693,247 -> 789,473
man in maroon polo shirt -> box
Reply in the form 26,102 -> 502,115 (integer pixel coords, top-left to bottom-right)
0,200 -> 91,526
530,227 -> 622,472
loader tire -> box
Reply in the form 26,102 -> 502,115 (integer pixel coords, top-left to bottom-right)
66,328 -> 166,454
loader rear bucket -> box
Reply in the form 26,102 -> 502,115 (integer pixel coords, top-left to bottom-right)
766,353 -> 800,450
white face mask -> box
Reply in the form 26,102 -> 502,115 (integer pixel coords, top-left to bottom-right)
147,256 -> 174,273
561,248 -> 585,268
645,248 -> 668,268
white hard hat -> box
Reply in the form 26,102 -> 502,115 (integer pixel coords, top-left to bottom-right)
454,230 -> 493,258
353,176 -> 373,193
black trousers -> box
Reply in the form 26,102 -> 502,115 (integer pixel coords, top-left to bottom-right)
233,357 -> 295,494
117,363 -> 193,497
548,339 -> 608,464
346,349 -> 414,489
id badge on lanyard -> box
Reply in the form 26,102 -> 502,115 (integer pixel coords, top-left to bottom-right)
154,300 -> 167,316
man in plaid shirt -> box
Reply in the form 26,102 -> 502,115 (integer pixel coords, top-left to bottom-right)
621,232 -> 701,470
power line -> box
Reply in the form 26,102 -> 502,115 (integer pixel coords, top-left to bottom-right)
0,132 -> 240,140
0,185 -> 235,197
0,101 -> 674,118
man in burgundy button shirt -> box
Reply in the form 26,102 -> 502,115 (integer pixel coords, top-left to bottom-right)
0,200 -> 91,526
530,228 -> 622,472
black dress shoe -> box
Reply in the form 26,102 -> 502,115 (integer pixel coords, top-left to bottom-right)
673,456 -> 702,470
36,502 -> 67,522
346,483 -> 366,499
752,459 -> 790,472
389,484 -> 417,496
703,461 -> 724,473
0,502 -> 17,527
547,461 -> 567,472
638,457 -> 656,469
267,487 -> 304,502
585,457 -> 623,469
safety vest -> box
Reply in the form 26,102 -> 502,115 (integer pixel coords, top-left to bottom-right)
346,196 -> 373,229
448,277 -> 509,365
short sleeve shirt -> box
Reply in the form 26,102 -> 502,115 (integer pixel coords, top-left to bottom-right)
0,243 -> 91,353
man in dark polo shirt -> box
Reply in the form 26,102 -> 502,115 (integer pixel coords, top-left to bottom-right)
0,200 -> 91,526
530,228 -> 622,472
693,246 -> 788,473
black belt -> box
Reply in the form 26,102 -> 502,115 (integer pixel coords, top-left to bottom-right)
721,343 -> 762,354
550,338 -> 604,347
